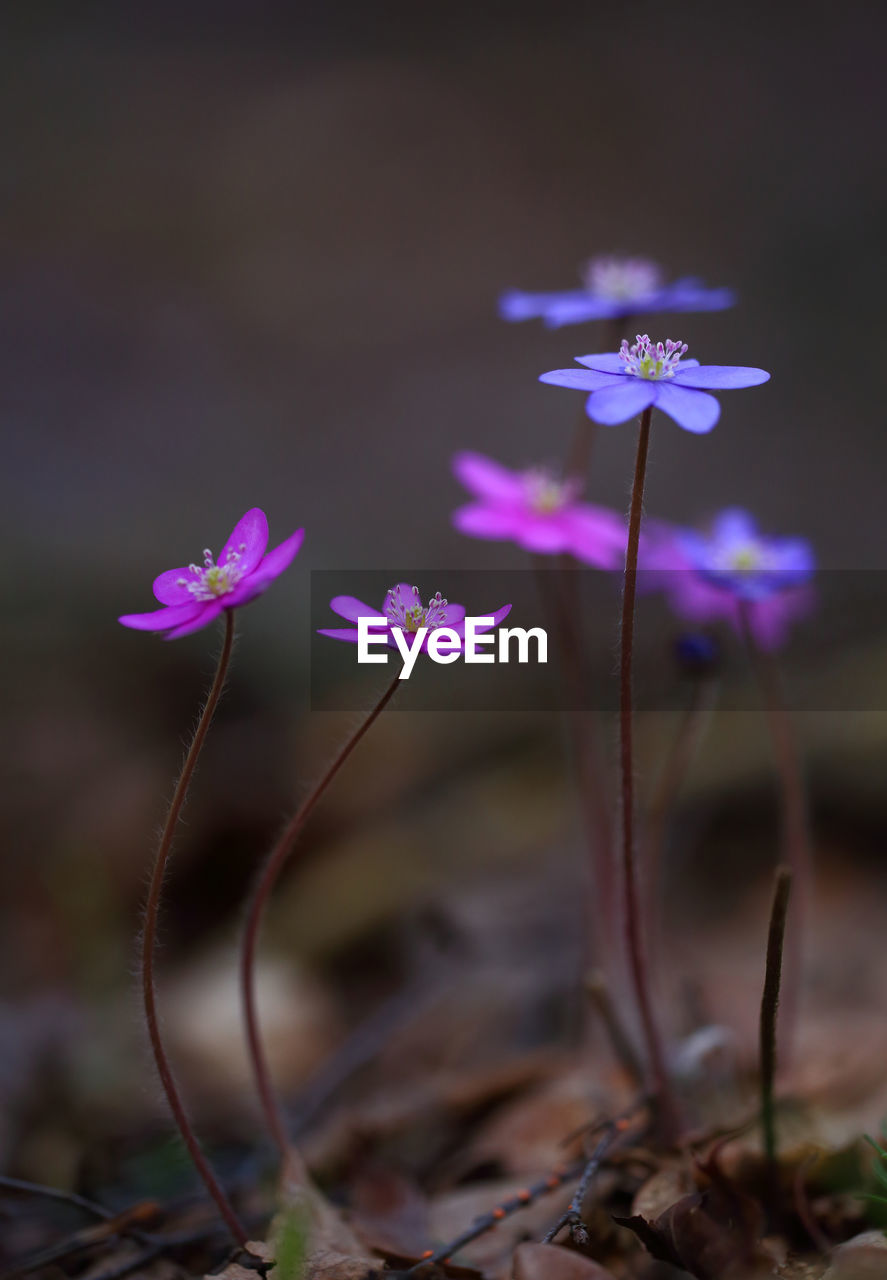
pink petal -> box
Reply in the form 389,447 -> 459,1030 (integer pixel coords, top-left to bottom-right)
118,602 -> 205,632
452,452 -> 524,503
153,566 -> 201,605
163,600 -> 225,640
219,508 -> 269,576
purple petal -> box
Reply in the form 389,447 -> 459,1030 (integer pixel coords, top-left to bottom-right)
671,365 -> 770,389
118,602 -> 205,632
440,602 -> 467,626
562,506 -> 627,568
498,288 -> 590,322
452,504 -> 520,540
653,383 -> 721,434
542,297 -> 622,326
450,603 -> 512,639
223,528 -> 304,608
219,508 -> 269,576
711,508 -> 758,543
539,367 -> 623,392
663,283 -> 737,313
572,352 -> 625,374
585,380 -> 658,425
153,566 -> 200,605
515,517 -> 571,555
163,600 -> 225,640
328,595 -> 380,622
560,361 -> 625,389
452,452 -> 524,503
317,627 -> 361,643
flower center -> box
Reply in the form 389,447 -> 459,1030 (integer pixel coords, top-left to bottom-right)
725,544 -> 764,573
581,255 -> 663,300
619,334 -> 688,380
385,584 -> 449,632
523,469 -> 578,514
178,545 -> 246,601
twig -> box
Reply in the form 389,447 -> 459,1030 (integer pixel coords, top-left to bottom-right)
407,1163 -> 583,1271
760,866 -> 792,1174
542,1126 -> 620,1245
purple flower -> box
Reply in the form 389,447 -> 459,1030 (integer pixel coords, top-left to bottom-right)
500,255 -> 735,328
119,508 -> 304,639
643,509 -> 816,650
319,583 -> 511,650
450,451 -> 626,567
540,335 -> 770,434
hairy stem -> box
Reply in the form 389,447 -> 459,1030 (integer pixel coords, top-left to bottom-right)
241,673 -> 402,1165
142,610 -> 246,1246
760,866 -> 792,1173
619,406 -> 677,1138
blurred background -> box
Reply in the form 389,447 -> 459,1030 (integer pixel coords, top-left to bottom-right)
3,0 -> 887,1230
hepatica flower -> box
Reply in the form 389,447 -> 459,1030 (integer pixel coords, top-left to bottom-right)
500,254 -> 735,329
540,335 -> 770,434
320,583 -> 511,650
119,508 -> 304,639
451,451 -> 626,566
644,509 -> 816,650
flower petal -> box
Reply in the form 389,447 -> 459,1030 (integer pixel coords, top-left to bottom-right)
671,365 -> 770,389
153,566 -> 201,605
219,508 -> 269,575
118,602 -> 205,632
572,352 -> 625,374
452,504 -> 520,540
659,282 -> 737,313
452,452 -> 524,503
562,506 -> 627,568
539,367 -> 622,392
585,380 -> 658,425
711,508 -> 758,543
653,383 -> 721,433
562,361 -> 625,389
515,517 -> 571,554
317,627 -> 361,643
163,600 -> 225,640
499,289 -> 582,322
440,603 -> 467,626
328,595 -> 380,623
542,297 -> 621,326
449,603 -> 512,638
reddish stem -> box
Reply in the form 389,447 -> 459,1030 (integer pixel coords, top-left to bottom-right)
241,672 -> 402,1164
142,610 -> 247,1247
619,406 -> 678,1138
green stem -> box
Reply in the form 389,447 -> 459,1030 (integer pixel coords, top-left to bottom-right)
142,610 -> 247,1247
760,866 -> 792,1171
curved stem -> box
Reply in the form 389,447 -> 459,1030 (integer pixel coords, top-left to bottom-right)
619,407 -> 677,1138
241,673 -> 402,1164
739,604 -> 810,1068
142,610 -> 247,1247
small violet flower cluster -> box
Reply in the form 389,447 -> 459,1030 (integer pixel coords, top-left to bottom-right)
643,509 -> 815,651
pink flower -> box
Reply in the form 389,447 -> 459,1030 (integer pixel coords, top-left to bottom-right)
119,508 -> 304,639
451,451 -> 626,566
318,583 -> 511,650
